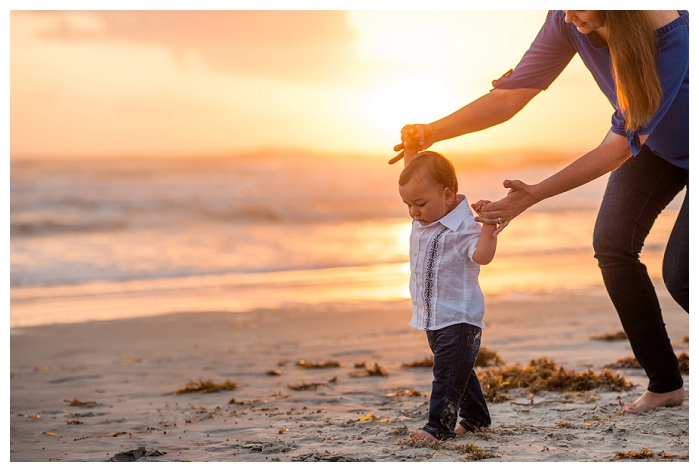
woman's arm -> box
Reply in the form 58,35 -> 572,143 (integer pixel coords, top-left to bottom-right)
476,130 -> 638,233
390,87 -> 541,164
432,87 -> 542,141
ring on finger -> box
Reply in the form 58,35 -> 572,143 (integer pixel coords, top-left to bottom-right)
497,217 -> 503,225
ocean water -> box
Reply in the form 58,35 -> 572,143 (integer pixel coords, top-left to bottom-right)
9,154 -> 682,327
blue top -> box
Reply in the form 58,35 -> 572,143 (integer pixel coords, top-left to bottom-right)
492,10 -> 689,169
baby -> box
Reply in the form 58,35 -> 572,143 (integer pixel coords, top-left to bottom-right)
398,138 -> 498,441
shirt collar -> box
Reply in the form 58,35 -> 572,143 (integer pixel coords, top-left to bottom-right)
436,194 -> 471,232
414,194 -> 472,231
413,194 -> 473,231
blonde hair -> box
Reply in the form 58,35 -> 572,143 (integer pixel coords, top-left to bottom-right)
399,151 -> 458,194
605,10 -> 662,132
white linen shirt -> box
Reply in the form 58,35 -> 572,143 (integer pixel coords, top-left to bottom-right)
408,195 -> 485,331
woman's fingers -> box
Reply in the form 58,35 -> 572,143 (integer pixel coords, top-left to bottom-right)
474,215 -> 509,235
474,215 -> 499,225
388,151 -> 404,165
472,178 -> 533,231
415,126 -> 425,147
477,199 -> 505,218
492,220 -> 509,236
503,179 -> 526,195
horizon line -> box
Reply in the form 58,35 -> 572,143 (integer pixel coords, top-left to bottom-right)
9,146 -> 585,164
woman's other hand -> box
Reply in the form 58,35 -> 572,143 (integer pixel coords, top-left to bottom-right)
474,180 -> 537,236
389,124 -> 435,164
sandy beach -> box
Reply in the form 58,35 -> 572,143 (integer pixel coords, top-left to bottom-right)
10,283 -> 689,462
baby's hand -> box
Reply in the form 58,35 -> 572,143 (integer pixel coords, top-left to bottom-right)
401,125 -> 422,149
471,200 -> 491,216
401,126 -> 421,162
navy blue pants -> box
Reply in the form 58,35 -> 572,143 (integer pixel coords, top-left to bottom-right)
422,323 -> 491,440
593,145 -> 688,393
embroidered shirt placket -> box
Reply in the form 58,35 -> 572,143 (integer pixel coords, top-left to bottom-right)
422,226 -> 448,330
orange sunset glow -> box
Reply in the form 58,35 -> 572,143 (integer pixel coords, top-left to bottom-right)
10,9 -> 615,160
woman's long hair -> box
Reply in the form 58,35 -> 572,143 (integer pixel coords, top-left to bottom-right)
605,11 -> 662,132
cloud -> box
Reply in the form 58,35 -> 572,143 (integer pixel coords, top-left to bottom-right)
28,10 -> 362,83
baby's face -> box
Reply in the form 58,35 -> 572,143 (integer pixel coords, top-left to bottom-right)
399,177 -> 455,226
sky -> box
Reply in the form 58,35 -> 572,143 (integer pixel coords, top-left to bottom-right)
8,7 -> 634,160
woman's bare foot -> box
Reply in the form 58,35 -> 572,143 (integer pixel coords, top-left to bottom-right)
409,429 -> 437,441
454,424 -> 467,435
622,387 -> 686,414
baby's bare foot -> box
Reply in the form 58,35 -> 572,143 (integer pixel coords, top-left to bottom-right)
409,429 -> 437,441
454,424 -> 467,435
622,387 -> 685,414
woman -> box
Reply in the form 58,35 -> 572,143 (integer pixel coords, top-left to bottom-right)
393,10 -> 688,414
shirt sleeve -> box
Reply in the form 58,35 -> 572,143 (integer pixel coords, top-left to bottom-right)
456,218 -> 483,262
492,10 -> 577,91
613,13 -> 689,155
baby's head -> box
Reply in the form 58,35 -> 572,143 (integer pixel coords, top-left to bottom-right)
398,151 -> 459,226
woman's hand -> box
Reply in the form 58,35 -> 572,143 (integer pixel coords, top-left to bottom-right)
472,199 -> 508,236
389,124 -> 435,164
474,180 -> 538,236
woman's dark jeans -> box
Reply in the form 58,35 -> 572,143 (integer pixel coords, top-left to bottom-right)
422,323 -> 491,440
593,145 -> 688,394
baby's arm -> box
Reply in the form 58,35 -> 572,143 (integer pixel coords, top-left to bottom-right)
471,199 -> 498,265
472,222 -> 497,265
402,127 -> 421,166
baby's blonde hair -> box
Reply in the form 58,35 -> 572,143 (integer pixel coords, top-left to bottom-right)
399,151 -> 458,194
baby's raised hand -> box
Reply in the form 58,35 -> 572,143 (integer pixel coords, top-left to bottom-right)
401,125 -> 422,149
390,124 -> 433,165
401,126 -> 421,162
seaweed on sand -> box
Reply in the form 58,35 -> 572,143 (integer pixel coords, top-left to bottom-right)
297,360 -> 342,369
63,398 -> 96,407
605,357 -> 641,369
477,358 -> 633,403
612,447 -> 655,461
397,438 -> 498,461
475,347 -> 505,367
386,389 -> 424,397
591,331 -> 628,341
287,381 -> 327,391
401,356 -> 433,368
477,371 -> 514,403
174,379 -> 237,395
349,362 -> 389,377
